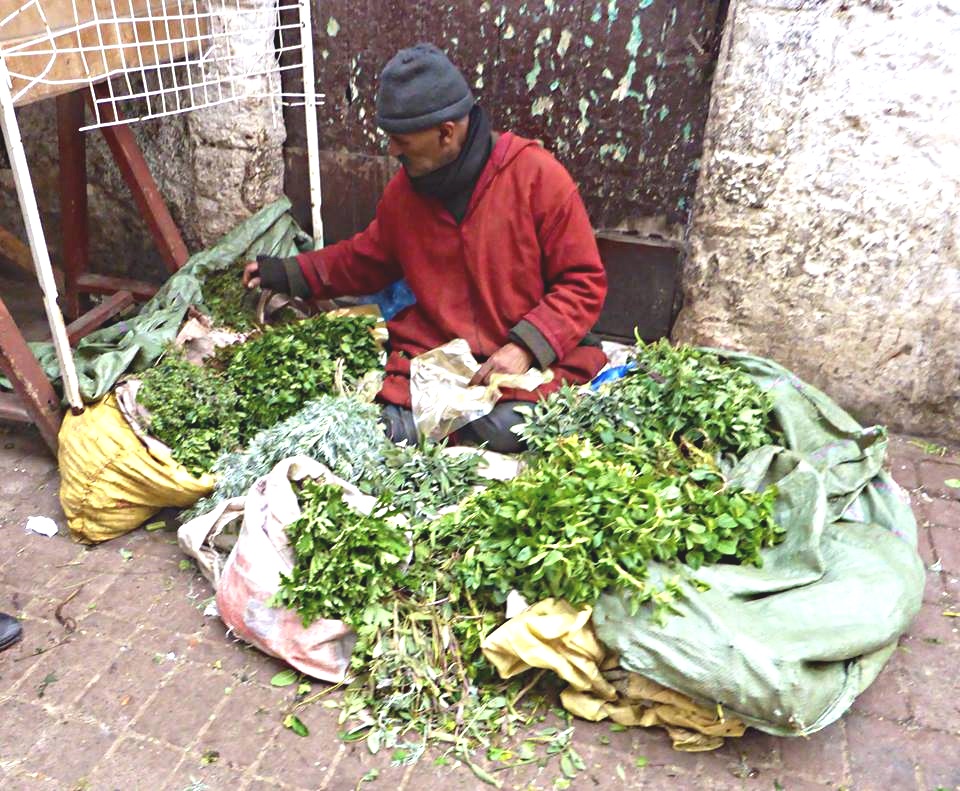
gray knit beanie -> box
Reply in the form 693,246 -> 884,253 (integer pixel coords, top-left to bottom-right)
376,43 -> 475,133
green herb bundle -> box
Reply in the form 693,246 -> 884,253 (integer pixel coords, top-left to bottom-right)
136,353 -> 242,476
199,262 -> 257,331
182,396 -> 386,522
269,481 -> 408,635
434,436 -> 782,622
223,314 -> 381,435
370,440 -> 488,521
275,479 -> 571,782
518,339 -> 777,458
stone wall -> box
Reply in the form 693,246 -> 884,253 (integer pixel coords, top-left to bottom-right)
674,0 -> 960,439
0,0 -> 285,281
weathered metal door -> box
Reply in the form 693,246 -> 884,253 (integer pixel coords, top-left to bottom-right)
284,0 -> 727,243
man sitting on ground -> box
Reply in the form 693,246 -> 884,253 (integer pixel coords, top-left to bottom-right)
244,43 -> 607,452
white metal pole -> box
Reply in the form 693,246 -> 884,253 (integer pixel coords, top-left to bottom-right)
0,57 -> 84,412
297,0 -> 324,248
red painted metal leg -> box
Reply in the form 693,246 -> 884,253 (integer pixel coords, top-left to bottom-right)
0,296 -> 62,455
64,290 -> 134,344
89,83 -> 189,274
57,90 -> 88,320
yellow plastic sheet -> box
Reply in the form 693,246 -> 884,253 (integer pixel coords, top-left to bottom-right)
58,394 -> 215,543
481,598 -> 746,751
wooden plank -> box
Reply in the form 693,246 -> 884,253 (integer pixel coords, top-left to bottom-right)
0,392 -> 32,423
89,83 -> 189,274
57,90 -> 88,319
0,296 -> 62,455
65,290 -> 134,345
76,273 -> 157,300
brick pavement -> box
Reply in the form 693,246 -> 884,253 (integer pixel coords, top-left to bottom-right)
0,426 -> 957,791
0,409 -> 958,790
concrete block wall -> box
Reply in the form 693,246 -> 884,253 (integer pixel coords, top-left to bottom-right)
675,0 -> 960,439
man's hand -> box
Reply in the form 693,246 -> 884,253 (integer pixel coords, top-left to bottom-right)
242,260 -> 260,289
469,342 -> 535,386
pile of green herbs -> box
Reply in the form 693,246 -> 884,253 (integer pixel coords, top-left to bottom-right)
181,395 -> 387,521
272,339 -> 783,785
199,262 -> 258,331
273,477 -> 586,785
182,401 -> 489,522
220,313 -> 382,431
516,338 -> 779,458
136,314 -> 382,476
136,353 -> 242,476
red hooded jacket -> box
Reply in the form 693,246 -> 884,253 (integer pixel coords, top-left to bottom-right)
295,132 -> 608,408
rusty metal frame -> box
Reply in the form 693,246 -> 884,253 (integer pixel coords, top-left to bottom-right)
0,81 -> 187,451
0,295 -> 62,454
56,83 -> 188,321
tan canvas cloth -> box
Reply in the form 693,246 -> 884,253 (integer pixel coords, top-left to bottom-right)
482,598 -> 746,751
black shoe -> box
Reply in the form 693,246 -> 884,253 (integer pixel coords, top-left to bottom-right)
0,612 -> 22,651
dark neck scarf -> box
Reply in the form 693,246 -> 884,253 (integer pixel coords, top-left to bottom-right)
406,104 -> 493,224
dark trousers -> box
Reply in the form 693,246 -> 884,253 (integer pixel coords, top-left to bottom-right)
380,402 -> 527,454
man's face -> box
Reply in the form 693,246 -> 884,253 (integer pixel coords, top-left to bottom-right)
386,121 -> 461,177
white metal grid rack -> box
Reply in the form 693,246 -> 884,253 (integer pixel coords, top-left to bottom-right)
0,0 -> 324,413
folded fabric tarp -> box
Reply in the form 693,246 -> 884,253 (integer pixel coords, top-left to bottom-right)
593,351 -> 924,737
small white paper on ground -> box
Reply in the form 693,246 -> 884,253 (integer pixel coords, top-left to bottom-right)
25,516 -> 59,537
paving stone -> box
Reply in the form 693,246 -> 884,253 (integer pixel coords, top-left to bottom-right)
0,609 -> 62,693
845,713 -> 919,791
922,568 -> 948,605
886,436 -> 940,465
320,742 -> 410,791
0,538 -> 84,586
899,606 -> 960,733
766,776 -> 837,791
145,577 -> 214,636
851,658 -> 911,722
888,461 -> 919,490
908,725 -> 960,790
918,461 -> 960,500
162,757 -> 250,791
197,680 -> 283,770
85,735 -> 180,790
244,779 -> 290,791
778,721 -> 848,781
18,714 -> 118,787
93,564 -> 173,623
924,497 -> 960,529
697,729 -> 782,785
14,631 -> 124,708
117,527 -> 184,560
178,619 -> 263,676
916,524 -> 938,567
570,723 -> 677,790
253,717 -> 341,788
0,697 -> 60,764
131,666 -> 229,748
1,769 -> 66,791
76,646 -> 172,727
930,526 -> 960,574
943,571 -> 960,606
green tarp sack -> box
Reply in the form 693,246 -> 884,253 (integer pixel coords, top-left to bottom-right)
593,351 -> 924,737
2,197 -> 309,401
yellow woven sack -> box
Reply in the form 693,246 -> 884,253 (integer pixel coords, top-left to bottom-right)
58,394 -> 215,543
